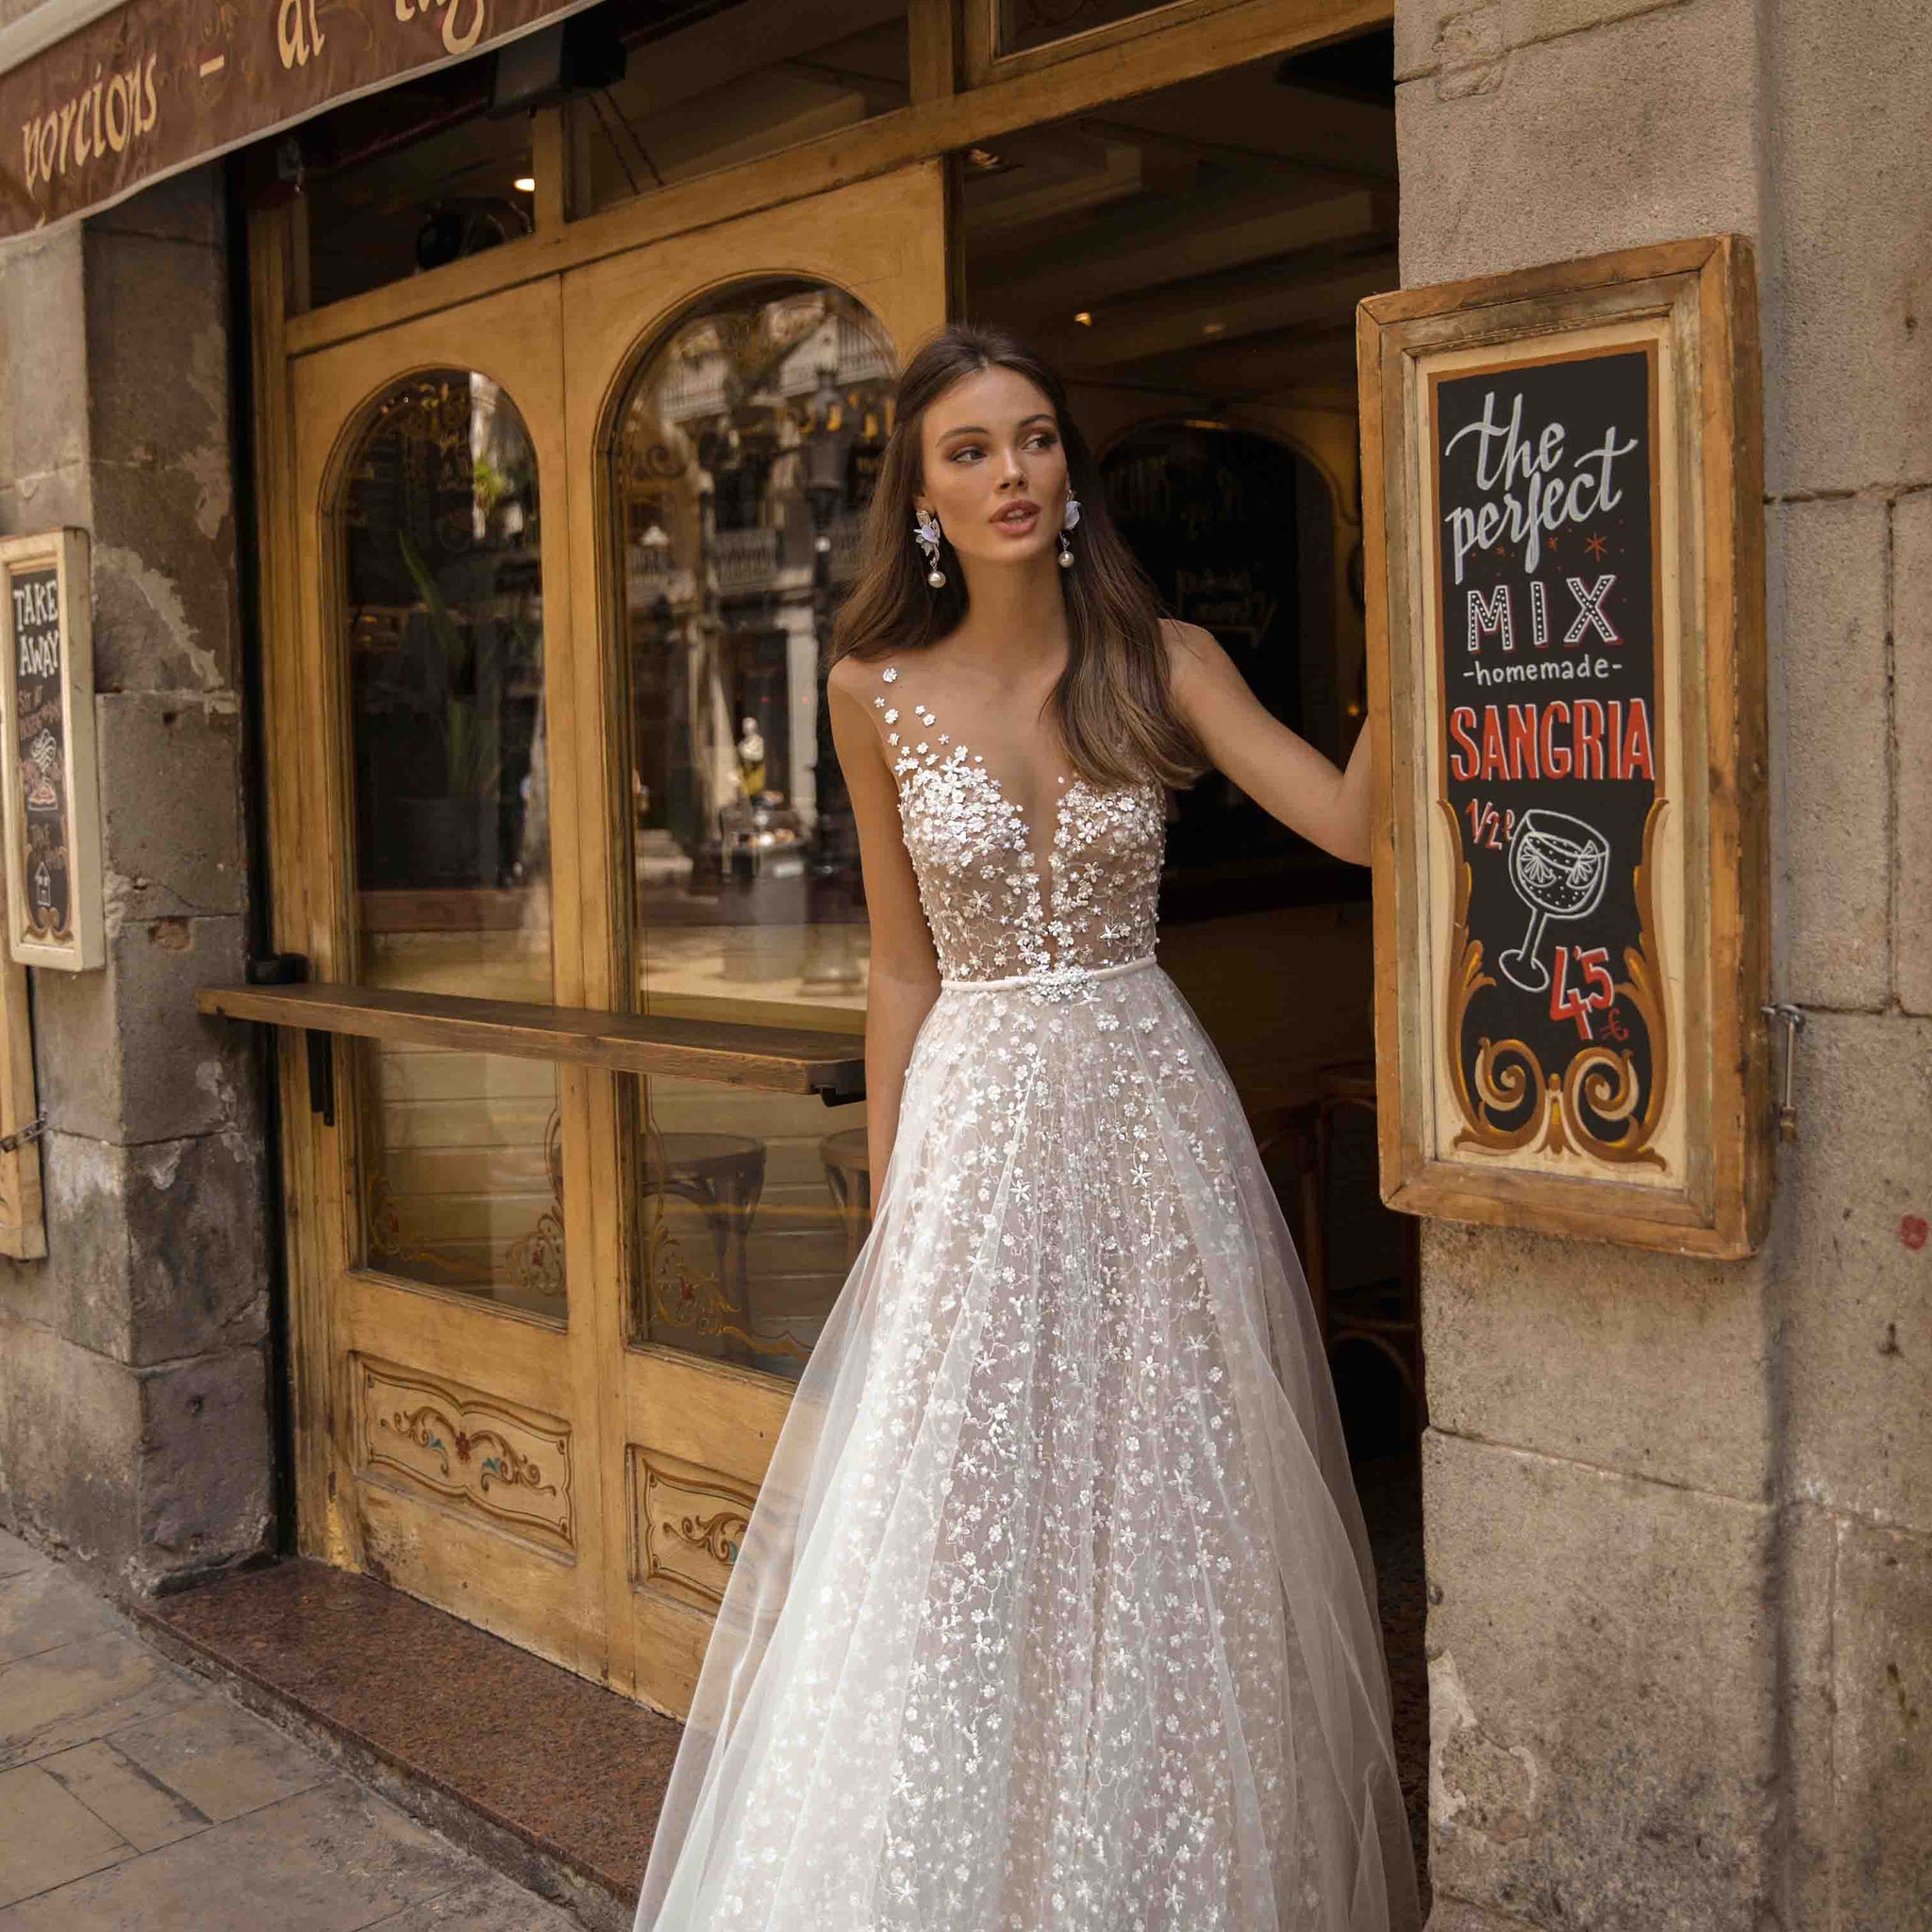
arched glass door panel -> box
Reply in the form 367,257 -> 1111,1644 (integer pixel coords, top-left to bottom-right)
611,281 -> 894,1377
341,370 -> 565,1319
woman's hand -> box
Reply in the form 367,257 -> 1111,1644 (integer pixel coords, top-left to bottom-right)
1162,618 -> 1374,866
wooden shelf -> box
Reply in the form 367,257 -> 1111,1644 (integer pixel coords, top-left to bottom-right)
197,983 -> 865,1104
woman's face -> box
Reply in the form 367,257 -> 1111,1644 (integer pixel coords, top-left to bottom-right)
914,365 -> 1072,575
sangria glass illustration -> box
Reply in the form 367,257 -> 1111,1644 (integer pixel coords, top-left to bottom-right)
1499,808 -> 1610,992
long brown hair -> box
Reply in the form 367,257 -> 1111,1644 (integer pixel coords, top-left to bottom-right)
828,322 -> 1208,792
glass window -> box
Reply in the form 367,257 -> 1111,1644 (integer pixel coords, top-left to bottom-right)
341,371 -> 565,1322
303,83 -> 535,311
996,0 -> 1176,59
579,7 -> 908,218
611,280 -> 894,1375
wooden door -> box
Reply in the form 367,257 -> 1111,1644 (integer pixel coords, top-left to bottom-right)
266,162 -> 946,1706
282,276 -> 616,1675
558,163 -> 949,1713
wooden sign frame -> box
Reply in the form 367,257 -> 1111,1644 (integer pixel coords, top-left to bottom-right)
1357,236 -> 1769,1257
0,528 -> 105,971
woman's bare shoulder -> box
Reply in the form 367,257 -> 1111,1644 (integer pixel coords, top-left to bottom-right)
1158,616 -> 1231,698
825,653 -> 875,703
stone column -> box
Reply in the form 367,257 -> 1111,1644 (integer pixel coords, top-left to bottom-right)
1395,4 -> 1932,1928
0,164 -> 271,1596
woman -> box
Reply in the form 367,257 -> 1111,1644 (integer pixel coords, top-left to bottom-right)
634,324 -> 1421,1932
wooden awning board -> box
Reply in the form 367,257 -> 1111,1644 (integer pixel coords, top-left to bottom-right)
197,982 -> 865,1102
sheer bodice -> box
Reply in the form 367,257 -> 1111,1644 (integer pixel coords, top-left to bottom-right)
865,658 -> 1165,985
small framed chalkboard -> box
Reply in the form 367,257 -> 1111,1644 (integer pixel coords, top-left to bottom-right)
1357,237 -> 1769,1257
0,529 -> 104,971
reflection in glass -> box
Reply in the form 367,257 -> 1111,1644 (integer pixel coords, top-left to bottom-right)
612,282 -> 895,1374
997,0 -> 1173,58
341,371 -> 564,1321
580,12 -> 909,218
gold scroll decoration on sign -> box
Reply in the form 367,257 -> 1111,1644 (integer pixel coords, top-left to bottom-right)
1445,797 -> 1669,1166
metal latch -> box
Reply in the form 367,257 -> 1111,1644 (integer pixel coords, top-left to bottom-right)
0,1110 -> 46,1155
1761,1002 -> 1807,1141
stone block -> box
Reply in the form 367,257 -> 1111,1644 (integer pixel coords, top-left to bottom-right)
95,693 -> 245,921
1784,1012 -> 1932,1534
133,1344 -> 272,1586
81,225 -> 230,481
1830,1516 -> 1932,1926
1396,0 -> 1691,84
0,1530 -> 42,1581
0,1559 -> 120,1665
107,1698 -> 323,1824
0,1625 -> 202,1769
1773,1501 -> 1838,1932
0,1317 -> 270,1594
0,1133 -> 129,1358
3,1128 -> 266,1366
0,226 -> 87,491
84,161 -> 224,249
1418,1218 -> 1774,1500
25,964 -> 117,1142
1766,497 -> 1890,1010
1424,1904 -> 1542,1932
0,1318 -> 142,1568
109,915 -> 255,1145
122,1132 -> 267,1368
34,912 -> 256,1145
0,1775 -> 471,1929
0,465 -> 92,536
39,1737 -> 208,1852
1396,0 -> 1761,287
1896,492 -> 1932,1015
87,447 -> 241,698
1764,6 -> 1932,495
1424,1430 -> 1776,1929
0,1760 -> 136,1902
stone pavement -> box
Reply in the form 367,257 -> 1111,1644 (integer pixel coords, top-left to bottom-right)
0,1527 -> 582,1930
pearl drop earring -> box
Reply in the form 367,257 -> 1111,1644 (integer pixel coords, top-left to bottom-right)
1058,491 -> 1081,569
913,507 -> 946,589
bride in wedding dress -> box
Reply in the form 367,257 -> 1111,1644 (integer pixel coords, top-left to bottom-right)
633,323 -> 1421,1932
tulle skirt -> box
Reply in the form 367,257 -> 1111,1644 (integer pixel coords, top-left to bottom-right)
633,955 -> 1421,1932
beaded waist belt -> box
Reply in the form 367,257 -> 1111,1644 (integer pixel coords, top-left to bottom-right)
939,954 -> 1158,993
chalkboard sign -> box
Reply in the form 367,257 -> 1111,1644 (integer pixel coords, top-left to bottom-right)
1433,345 -> 1666,1164
1358,237 -> 1770,1258
0,530 -> 103,971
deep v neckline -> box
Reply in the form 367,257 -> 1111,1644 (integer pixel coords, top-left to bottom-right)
874,662 -> 1074,949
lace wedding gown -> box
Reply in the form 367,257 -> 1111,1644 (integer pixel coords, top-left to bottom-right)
634,657 -> 1421,1932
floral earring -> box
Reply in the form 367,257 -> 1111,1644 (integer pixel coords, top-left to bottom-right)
1058,491 -> 1081,570
913,507 -> 945,589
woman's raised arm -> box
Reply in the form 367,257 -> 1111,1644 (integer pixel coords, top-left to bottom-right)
825,658 -> 942,1184
1162,617 -> 1374,866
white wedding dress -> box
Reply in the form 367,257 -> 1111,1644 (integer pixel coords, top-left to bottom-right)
634,657 -> 1421,1932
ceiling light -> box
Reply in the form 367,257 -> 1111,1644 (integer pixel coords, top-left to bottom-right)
1073,310 -> 1093,326
1202,320 -> 1226,336
965,147 -> 1003,171
513,175 -> 537,192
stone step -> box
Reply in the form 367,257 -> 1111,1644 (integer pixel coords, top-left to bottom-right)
132,1559 -> 677,1932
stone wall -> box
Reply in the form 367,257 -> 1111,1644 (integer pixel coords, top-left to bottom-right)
1395,2 -> 1931,1927
0,163 -> 273,1597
